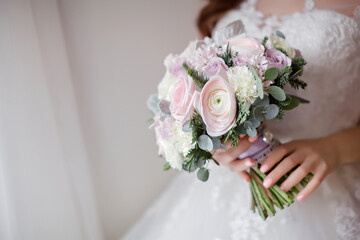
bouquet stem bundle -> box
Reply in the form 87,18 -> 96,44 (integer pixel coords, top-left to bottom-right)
241,127 -> 313,219
249,164 -> 313,219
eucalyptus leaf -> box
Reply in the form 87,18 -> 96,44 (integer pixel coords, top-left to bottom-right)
249,118 -> 261,128
248,64 -> 264,99
197,158 -> 205,168
147,94 -> 160,115
187,161 -> 198,172
212,138 -> 221,150
198,135 -> 214,152
197,168 -> 209,182
253,95 -> 269,107
253,105 -> 265,122
247,127 -> 257,137
276,30 -> 286,39
158,100 -> 171,116
243,121 -> 253,129
264,104 -> 279,119
264,67 -> 279,81
182,121 -> 191,132
267,86 -> 286,101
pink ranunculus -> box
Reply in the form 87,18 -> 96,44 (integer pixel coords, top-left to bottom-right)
170,75 -> 199,124
203,57 -> 228,79
197,75 -> 237,137
226,35 -> 264,58
265,48 -> 292,70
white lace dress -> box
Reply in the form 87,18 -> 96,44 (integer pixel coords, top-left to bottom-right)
123,1 -> 360,239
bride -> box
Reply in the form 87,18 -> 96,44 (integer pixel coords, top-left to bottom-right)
124,0 -> 360,239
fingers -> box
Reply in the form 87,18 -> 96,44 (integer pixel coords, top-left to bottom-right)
260,143 -> 296,173
214,138 -> 254,165
263,151 -> 303,188
237,171 -> 250,182
296,164 -> 327,201
229,158 -> 255,172
248,135 -> 258,143
279,160 -> 313,192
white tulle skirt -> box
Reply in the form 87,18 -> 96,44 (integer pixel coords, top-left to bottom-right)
123,162 -> 360,240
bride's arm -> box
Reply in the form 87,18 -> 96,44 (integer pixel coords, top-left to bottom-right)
260,125 -> 360,201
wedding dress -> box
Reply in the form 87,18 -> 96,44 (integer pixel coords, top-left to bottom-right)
123,0 -> 360,239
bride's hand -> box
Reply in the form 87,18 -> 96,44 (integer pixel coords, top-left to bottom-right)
213,135 -> 258,182
260,138 -> 339,201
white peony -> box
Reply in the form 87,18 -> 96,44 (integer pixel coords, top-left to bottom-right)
227,66 -> 258,107
157,71 -> 177,100
268,35 -> 295,58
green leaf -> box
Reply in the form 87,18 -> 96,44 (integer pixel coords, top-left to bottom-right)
275,30 -> 286,39
266,86 -> 286,101
264,104 -> 279,119
288,94 -> 310,104
212,138 -> 221,150
183,62 -> 208,88
248,64 -> 264,99
247,128 -> 257,137
253,105 -> 265,121
264,67 -> 279,81
262,36 -> 269,47
281,97 -> 300,110
198,135 -> 213,152
289,68 -> 303,80
163,162 -> 171,171
182,121 -> 191,132
197,168 -> 209,182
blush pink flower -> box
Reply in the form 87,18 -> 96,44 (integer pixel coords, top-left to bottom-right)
197,75 -> 237,137
265,48 -> 291,70
203,57 -> 228,79
226,35 -> 264,58
170,76 -> 199,124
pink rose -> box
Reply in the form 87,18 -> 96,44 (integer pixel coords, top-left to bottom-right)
170,76 -> 199,124
265,48 -> 291,69
226,36 -> 264,58
197,75 -> 237,137
203,57 -> 228,79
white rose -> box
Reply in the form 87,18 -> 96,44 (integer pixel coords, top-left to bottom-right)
158,71 -> 177,100
227,66 -> 258,108
268,35 -> 295,58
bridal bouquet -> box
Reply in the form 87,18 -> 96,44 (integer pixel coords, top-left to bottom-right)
147,21 -> 310,219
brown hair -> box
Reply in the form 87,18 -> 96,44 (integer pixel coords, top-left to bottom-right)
197,0 -> 244,38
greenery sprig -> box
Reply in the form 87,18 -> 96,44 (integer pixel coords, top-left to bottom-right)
182,62 -> 208,88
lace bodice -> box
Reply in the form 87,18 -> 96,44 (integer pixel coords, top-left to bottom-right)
214,0 -> 360,142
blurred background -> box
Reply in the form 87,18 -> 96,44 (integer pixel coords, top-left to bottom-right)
0,0 -> 203,239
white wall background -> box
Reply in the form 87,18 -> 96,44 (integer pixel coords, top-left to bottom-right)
57,1 -> 203,239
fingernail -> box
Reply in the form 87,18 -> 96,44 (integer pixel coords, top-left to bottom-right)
263,178 -> 272,188
260,164 -> 267,173
297,194 -> 304,201
280,185 -> 286,191
245,160 -> 253,167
